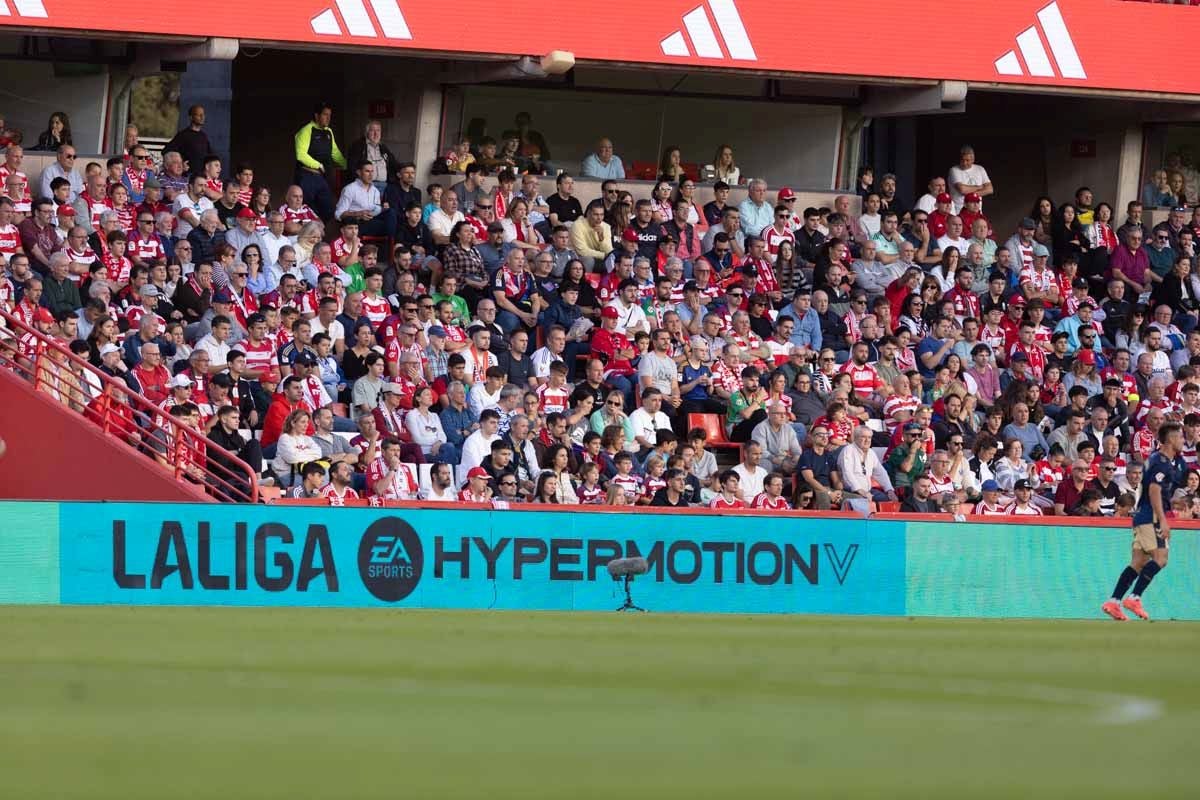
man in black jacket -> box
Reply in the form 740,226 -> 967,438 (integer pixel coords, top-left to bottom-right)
901,473 -> 940,513
207,404 -> 266,497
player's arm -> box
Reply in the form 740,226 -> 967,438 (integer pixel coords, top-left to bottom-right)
1148,479 -> 1170,538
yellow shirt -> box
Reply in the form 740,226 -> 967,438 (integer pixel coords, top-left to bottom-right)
570,218 -> 613,260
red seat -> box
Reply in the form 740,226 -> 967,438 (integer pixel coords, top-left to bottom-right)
875,501 -> 900,513
629,161 -> 658,180
687,413 -> 740,451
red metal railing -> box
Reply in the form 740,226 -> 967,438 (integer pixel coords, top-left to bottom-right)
0,307 -> 258,503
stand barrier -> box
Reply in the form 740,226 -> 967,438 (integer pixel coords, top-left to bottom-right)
2,501 -> 1197,619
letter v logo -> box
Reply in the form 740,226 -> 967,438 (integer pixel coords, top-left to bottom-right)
823,543 -> 859,586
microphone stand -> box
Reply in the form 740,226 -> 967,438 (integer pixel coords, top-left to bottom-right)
615,573 -> 646,613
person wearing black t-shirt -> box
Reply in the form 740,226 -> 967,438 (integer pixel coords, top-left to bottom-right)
650,468 -> 691,507
547,173 -> 583,228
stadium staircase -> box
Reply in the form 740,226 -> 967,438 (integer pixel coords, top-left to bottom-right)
0,308 -> 257,504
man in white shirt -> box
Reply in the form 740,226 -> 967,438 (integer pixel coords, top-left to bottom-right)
335,160 -> 395,239
171,174 -> 215,238
948,145 -> 993,212
428,191 -> 465,247
607,279 -> 649,337
460,409 -> 501,475
732,440 -> 770,500
837,425 -> 897,514
937,215 -> 970,255
260,211 -> 292,267
194,314 -> 233,372
468,365 -> 506,418
915,177 -> 947,215
627,388 -> 672,454
422,462 -> 458,501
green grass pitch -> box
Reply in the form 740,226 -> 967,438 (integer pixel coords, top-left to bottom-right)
2,606 -> 1199,798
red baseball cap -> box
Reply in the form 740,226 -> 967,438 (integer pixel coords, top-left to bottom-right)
964,192 -> 982,203
777,187 -> 796,200
601,305 -> 620,319
467,466 -> 489,480
235,207 -> 257,220
57,205 -> 75,216
621,227 -> 640,243
936,192 -> 952,204
33,307 -> 54,323
1077,349 -> 1096,365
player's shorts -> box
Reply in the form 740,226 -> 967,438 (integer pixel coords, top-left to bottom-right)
1133,523 -> 1167,553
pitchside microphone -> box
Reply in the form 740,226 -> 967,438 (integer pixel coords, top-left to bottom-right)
607,557 -> 649,579
607,557 -> 648,612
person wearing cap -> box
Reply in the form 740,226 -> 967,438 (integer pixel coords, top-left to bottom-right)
926,191 -> 955,241
224,206 -> 267,260
958,193 -> 989,235
96,340 -> 141,394
458,464 -> 495,503
1005,478 -> 1043,516
973,479 -> 1009,515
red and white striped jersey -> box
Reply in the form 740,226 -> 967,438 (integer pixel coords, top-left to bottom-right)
0,223 -> 19,255
751,492 -> 790,510
102,253 -> 132,284
360,295 -> 391,328
839,361 -> 883,398
972,499 -> 1010,516
758,224 -> 795,257
708,495 -> 746,510
280,203 -> 319,227
536,383 -> 570,415
319,483 -> 360,506
882,394 -> 921,432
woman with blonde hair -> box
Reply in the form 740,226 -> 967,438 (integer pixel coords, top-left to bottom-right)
271,409 -> 321,487
712,144 -> 740,185
293,220 -> 325,266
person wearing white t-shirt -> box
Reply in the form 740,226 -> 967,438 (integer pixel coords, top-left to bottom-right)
915,177 -> 947,215
947,145 -> 992,213
858,193 -> 882,238
627,388 -> 672,453
937,215 -> 970,255
171,174 -> 215,238
731,440 -> 769,501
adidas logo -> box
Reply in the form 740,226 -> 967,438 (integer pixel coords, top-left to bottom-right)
310,0 -> 411,40
993,1 -> 1085,80
0,0 -> 49,17
660,0 -> 756,61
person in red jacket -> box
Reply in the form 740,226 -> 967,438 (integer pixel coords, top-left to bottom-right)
260,375 -> 312,448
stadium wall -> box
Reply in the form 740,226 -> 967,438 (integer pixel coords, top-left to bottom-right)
2,500 -> 1197,620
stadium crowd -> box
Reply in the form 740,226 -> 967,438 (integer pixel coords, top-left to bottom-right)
5,102 -> 1200,519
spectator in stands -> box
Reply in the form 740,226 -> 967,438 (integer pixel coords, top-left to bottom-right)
19,199 -> 59,274
752,401 -> 802,474
838,425 -> 896,513
346,120 -> 398,192
164,105 -> 212,176
576,137 -> 625,180
38,144 -> 81,203
270,408 -> 321,486
900,474 -> 939,513
738,179 -> 772,237
293,102 -> 346,220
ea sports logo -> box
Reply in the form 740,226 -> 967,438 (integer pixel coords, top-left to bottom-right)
357,517 -> 423,602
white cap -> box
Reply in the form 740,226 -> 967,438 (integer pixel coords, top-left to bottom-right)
99,343 -> 121,356
169,374 -> 194,388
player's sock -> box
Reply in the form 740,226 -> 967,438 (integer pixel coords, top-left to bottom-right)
1131,561 -> 1162,598
1110,566 -> 1139,601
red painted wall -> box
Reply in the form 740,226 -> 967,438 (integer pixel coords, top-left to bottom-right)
0,367 -> 211,504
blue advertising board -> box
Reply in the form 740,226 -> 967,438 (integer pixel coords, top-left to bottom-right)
53,503 -> 906,614
2,501 -> 1196,619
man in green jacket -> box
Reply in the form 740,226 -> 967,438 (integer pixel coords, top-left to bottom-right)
42,251 -> 81,315
293,102 -> 346,221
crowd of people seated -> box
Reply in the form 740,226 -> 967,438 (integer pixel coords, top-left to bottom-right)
5,104 -> 1200,520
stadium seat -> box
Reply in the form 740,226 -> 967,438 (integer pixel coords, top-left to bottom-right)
865,418 -> 884,433
688,413 -> 740,451
875,501 -> 900,513
259,485 -> 282,504
629,161 -> 658,180
331,402 -> 349,418
417,462 -> 433,494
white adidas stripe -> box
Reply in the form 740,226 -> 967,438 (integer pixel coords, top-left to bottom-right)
310,0 -> 413,40
0,0 -> 50,16
993,1 -> 1086,80
659,0 -> 757,62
